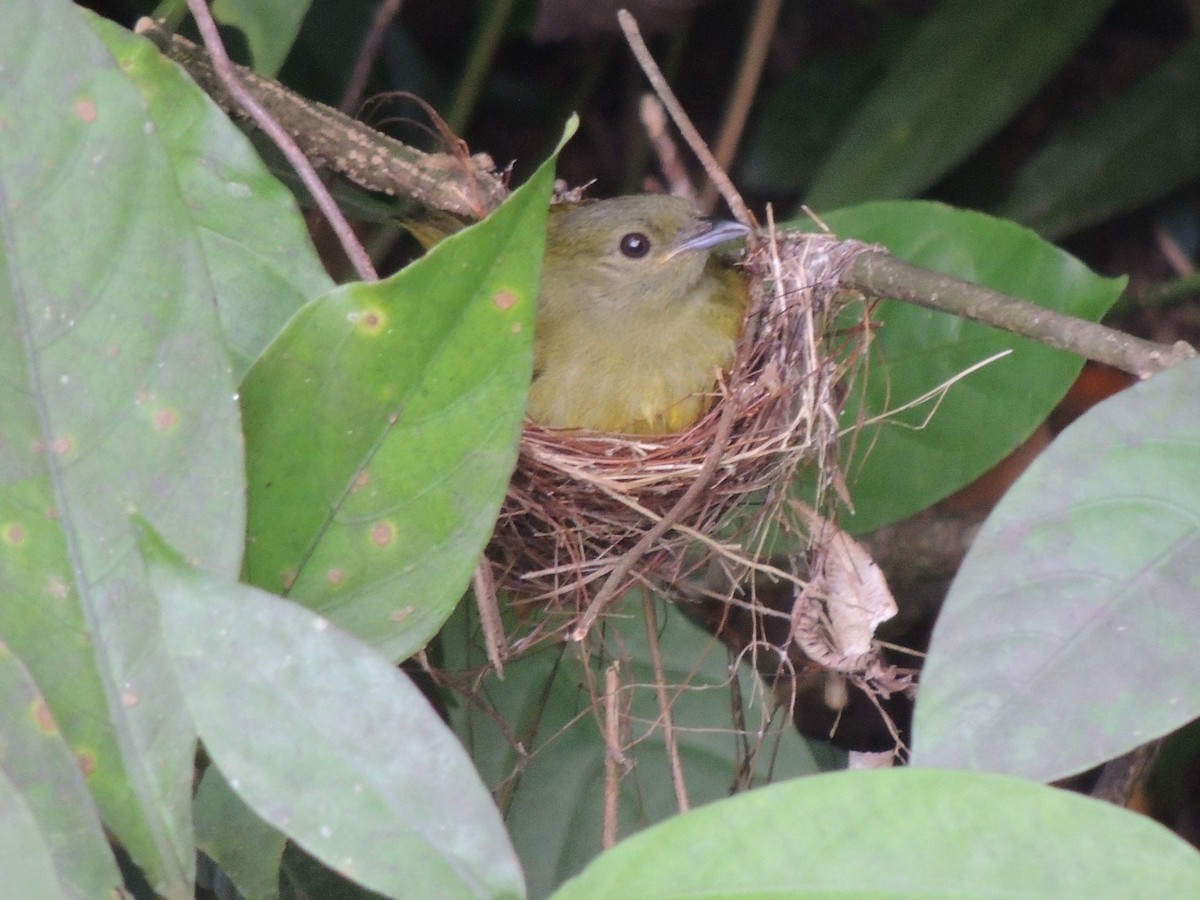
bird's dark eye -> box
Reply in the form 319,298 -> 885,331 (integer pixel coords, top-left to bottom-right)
619,232 -> 651,258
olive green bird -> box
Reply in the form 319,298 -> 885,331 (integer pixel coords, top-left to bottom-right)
410,194 -> 750,434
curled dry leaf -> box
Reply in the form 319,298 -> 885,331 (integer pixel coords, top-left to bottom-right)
793,505 -> 898,673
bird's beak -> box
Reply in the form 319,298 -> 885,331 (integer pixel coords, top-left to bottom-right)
668,217 -> 751,258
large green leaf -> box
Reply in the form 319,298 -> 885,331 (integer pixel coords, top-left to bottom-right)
0,646 -> 121,898
85,12 -> 333,379
211,0 -> 312,76
551,769 -> 1200,898
739,38 -> 894,194
0,1 -> 245,890
145,529 -> 525,900
805,0 -> 1116,209
999,36 -> 1200,239
0,771 -> 71,900
912,357 -> 1200,782
811,201 -> 1124,534
446,600 -> 839,899
240,135 -> 563,661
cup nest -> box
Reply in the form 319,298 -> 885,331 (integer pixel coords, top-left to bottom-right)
486,227 -> 881,650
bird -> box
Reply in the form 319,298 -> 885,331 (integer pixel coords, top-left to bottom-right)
530,194 -> 749,434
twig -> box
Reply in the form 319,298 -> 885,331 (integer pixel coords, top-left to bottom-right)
472,560 -> 506,677
602,662 -> 624,849
639,95 -> 696,204
338,0 -> 405,115
849,251 -> 1196,378
617,9 -> 753,227
446,0 -> 518,135
569,394 -> 740,641
175,1 -> 378,281
699,0 -> 784,213
643,594 -> 690,812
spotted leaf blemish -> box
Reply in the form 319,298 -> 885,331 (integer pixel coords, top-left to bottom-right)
32,698 -> 58,734
370,520 -> 397,548
2,523 -> 27,546
326,568 -> 346,587
153,406 -> 179,433
76,748 -> 97,777
493,289 -> 520,311
74,98 -> 97,123
350,305 -> 388,336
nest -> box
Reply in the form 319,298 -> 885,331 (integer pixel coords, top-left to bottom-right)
486,226 -> 884,653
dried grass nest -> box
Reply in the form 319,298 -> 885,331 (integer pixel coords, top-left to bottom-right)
486,225 -> 886,656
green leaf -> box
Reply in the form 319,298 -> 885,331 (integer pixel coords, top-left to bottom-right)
144,531 -> 526,900
999,36 -> 1200,239
240,139 -> 562,661
912,357 -> 1200,782
446,600 -> 840,898
811,201 -> 1124,534
211,0 -> 312,76
739,42 -> 891,194
85,12 -> 333,379
0,770 -> 72,900
195,766 -> 286,900
550,769 -> 1200,898
1,1 -> 244,890
805,0 -> 1116,209
0,645 -> 122,897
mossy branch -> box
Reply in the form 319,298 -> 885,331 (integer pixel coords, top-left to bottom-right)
137,22 -> 507,220
139,20 -> 1194,378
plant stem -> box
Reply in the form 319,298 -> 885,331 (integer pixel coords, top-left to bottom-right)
849,250 -> 1196,378
446,0 -> 518,136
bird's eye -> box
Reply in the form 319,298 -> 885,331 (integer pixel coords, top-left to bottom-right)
618,232 -> 651,258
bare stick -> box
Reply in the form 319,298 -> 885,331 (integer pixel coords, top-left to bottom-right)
602,662 -> 624,849
569,394 -> 739,641
617,9 -> 753,226
850,251 -> 1196,378
472,560 -> 506,677
699,0 -> 784,213
178,0 -> 378,281
338,0 -> 405,115
643,594 -> 690,812
639,95 -> 696,204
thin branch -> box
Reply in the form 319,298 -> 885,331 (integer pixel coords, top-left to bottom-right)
699,0 -> 784,213
602,663 -> 624,849
617,9 -> 753,227
446,0 -> 518,135
472,560 -> 506,677
569,394 -> 740,642
643,594 -> 690,812
338,0 -> 405,115
639,95 -> 696,204
176,1 -> 377,281
849,250 -> 1196,378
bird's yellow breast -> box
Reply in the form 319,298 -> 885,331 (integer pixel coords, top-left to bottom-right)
529,256 -> 747,434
